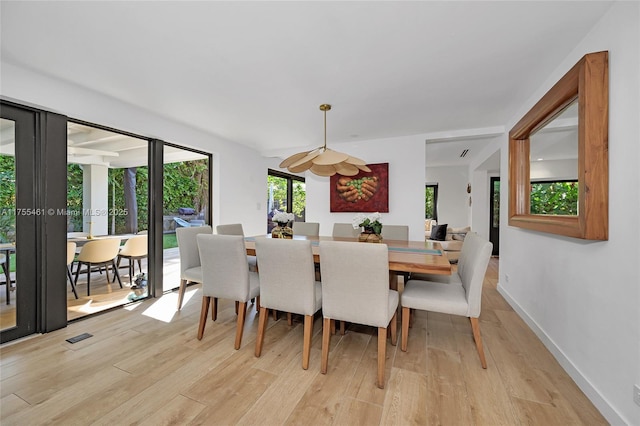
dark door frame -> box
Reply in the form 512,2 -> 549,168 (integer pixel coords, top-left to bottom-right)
489,176 -> 500,256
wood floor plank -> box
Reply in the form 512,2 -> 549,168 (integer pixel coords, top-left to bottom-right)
333,397 -> 383,425
425,347 -> 473,425
454,327 -> 518,425
285,332 -> 370,425
394,310 -> 428,375
138,394 -> 207,426
236,346 -> 321,426
379,367 -> 428,425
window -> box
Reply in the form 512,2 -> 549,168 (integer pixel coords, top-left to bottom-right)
267,170 -> 305,233
425,184 -> 438,221
530,180 -> 578,215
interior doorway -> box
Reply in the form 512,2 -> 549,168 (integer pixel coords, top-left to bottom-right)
490,177 -> 500,256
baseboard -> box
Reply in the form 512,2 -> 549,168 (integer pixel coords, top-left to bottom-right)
496,282 -> 625,425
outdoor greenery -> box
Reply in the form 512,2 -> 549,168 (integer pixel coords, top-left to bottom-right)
267,175 -> 305,219
0,155 -> 16,242
425,185 -> 436,219
65,160 -> 209,234
163,160 -> 209,215
530,181 -> 578,215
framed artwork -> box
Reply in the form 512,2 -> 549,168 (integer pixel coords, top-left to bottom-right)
330,163 -> 389,212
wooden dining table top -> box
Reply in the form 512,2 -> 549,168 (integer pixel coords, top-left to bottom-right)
245,235 -> 452,276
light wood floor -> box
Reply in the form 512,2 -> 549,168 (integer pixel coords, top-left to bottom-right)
0,258 -> 607,425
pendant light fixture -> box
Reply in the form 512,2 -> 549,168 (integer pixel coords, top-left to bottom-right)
279,104 -> 370,177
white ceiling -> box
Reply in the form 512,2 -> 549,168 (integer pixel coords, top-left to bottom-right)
0,1 -> 612,168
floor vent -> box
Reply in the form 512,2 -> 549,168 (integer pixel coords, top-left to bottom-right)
66,333 -> 93,344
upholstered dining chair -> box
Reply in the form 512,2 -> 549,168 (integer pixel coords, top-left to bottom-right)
116,235 -> 147,283
176,225 -> 212,310
1,253 -> 10,304
196,234 -> 260,349
74,238 -> 122,296
319,240 -> 398,389
401,232 -> 492,368
66,242 -> 78,299
409,231 -> 477,284
216,223 -> 257,272
254,237 -> 322,369
380,225 -> 409,241
292,222 -> 320,237
331,223 -> 360,238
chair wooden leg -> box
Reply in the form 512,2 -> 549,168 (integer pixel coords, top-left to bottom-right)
212,297 -> 218,321
234,301 -> 247,350
340,321 -> 346,335
302,314 -> 313,370
177,279 -> 187,310
197,296 -> 210,340
330,319 -> 336,335
377,327 -> 387,389
390,310 -> 398,346
401,307 -> 410,352
321,317 -> 331,374
470,317 -> 487,369
235,301 -> 239,315
287,312 -> 293,326
272,310 -> 278,321
255,306 -> 269,357
256,296 -> 260,312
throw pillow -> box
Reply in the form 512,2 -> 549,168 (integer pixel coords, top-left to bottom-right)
430,224 -> 448,241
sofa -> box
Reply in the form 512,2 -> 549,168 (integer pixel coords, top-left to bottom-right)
425,219 -> 471,263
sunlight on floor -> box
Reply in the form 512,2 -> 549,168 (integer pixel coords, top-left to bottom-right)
135,288 -> 199,323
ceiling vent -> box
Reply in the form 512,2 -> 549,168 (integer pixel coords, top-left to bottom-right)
460,149 -> 469,158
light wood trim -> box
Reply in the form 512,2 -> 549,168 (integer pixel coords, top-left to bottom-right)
508,51 -> 608,240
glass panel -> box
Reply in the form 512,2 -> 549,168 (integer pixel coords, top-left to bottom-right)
162,145 -> 209,293
267,175 -> 288,233
292,180 -> 306,222
0,119 -> 17,330
529,101 -> 578,215
492,180 -> 500,228
67,122 -> 149,320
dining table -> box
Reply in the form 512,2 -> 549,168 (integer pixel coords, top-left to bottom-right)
244,235 -> 452,289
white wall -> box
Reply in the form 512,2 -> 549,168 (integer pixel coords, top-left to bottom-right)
0,62 -> 271,237
498,3 -> 640,424
306,135 -> 426,241
425,165 -> 470,228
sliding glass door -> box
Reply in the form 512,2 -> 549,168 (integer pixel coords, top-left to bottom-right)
0,105 -> 38,342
